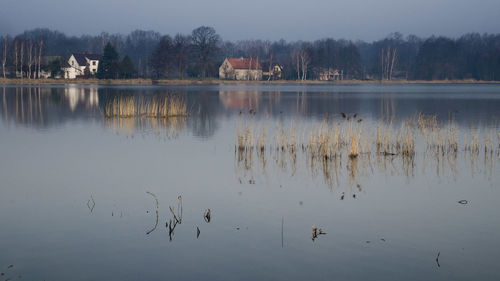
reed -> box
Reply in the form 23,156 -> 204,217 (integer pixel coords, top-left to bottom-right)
235,113 -> 500,189
348,124 -> 362,158
235,113 -> 499,169
104,94 -> 188,118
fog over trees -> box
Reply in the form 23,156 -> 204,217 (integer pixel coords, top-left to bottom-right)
0,27 -> 499,81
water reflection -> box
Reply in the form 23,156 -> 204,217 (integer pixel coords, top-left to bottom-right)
64,87 -> 99,111
2,85 -> 500,132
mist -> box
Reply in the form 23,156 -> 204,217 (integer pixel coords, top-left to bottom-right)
1,0 -> 499,41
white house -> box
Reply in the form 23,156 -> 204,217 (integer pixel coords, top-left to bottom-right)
64,53 -> 102,79
219,58 -> 262,81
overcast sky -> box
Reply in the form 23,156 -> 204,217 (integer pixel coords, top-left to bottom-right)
1,0 -> 499,41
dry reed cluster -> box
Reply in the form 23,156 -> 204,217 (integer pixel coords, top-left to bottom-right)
235,113 -> 499,190
235,112 -> 499,169
104,94 -> 188,118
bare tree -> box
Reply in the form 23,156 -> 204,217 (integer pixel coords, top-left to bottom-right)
267,52 -> 274,81
14,40 -> 18,78
299,50 -> 310,80
172,34 -> 191,79
28,40 -> 33,79
38,40 -> 43,79
1,37 -> 7,79
389,47 -> 397,80
191,26 -> 220,78
291,50 -> 300,80
20,40 -> 24,79
380,46 -> 398,80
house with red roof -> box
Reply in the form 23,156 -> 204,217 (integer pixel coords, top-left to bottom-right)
219,58 -> 262,80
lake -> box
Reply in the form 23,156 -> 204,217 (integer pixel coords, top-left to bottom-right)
0,84 -> 499,281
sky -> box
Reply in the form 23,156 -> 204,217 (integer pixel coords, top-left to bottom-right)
1,0 -> 499,41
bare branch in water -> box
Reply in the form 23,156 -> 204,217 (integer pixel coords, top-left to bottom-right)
168,219 -> 178,241
204,208 -> 211,223
86,195 -> 95,213
146,191 -> 159,235
281,216 -> 284,248
169,206 -> 180,224
177,195 -> 183,223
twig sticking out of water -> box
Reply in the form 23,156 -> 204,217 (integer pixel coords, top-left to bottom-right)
312,226 -> 326,241
146,191 -> 159,235
204,208 -> 211,223
86,195 -> 95,213
168,219 -> 178,241
196,226 -> 200,238
436,251 -> 441,268
458,200 -> 468,205
178,196 -> 183,223
169,206 -> 180,224
281,216 -> 284,248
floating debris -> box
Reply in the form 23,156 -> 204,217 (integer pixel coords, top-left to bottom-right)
196,226 -> 200,238
7,265 -> 13,269
458,200 -> 468,205
381,238 -> 386,242
436,251 -> 441,268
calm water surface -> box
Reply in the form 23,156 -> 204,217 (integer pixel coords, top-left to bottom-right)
0,84 -> 499,281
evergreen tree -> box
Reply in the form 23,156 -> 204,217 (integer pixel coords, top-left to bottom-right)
120,55 -> 135,78
48,59 -> 61,78
97,43 -> 120,79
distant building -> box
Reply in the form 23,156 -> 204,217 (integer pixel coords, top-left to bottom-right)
63,53 -> 101,79
314,67 -> 344,81
261,62 -> 283,80
219,58 -> 262,80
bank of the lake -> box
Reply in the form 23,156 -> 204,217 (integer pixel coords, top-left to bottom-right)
2,77 -> 500,86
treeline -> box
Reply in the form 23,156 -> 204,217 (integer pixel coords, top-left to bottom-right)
1,28 -> 500,80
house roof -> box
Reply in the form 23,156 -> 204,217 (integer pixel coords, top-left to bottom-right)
72,53 -> 102,66
261,62 -> 283,71
226,58 -> 262,70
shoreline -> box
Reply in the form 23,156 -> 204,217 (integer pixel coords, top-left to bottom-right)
1,78 -> 500,86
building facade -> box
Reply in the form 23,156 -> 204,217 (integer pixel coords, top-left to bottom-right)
64,53 -> 101,79
219,58 -> 263,81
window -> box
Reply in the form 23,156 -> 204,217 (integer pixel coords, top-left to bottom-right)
92,61 -> 96,66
